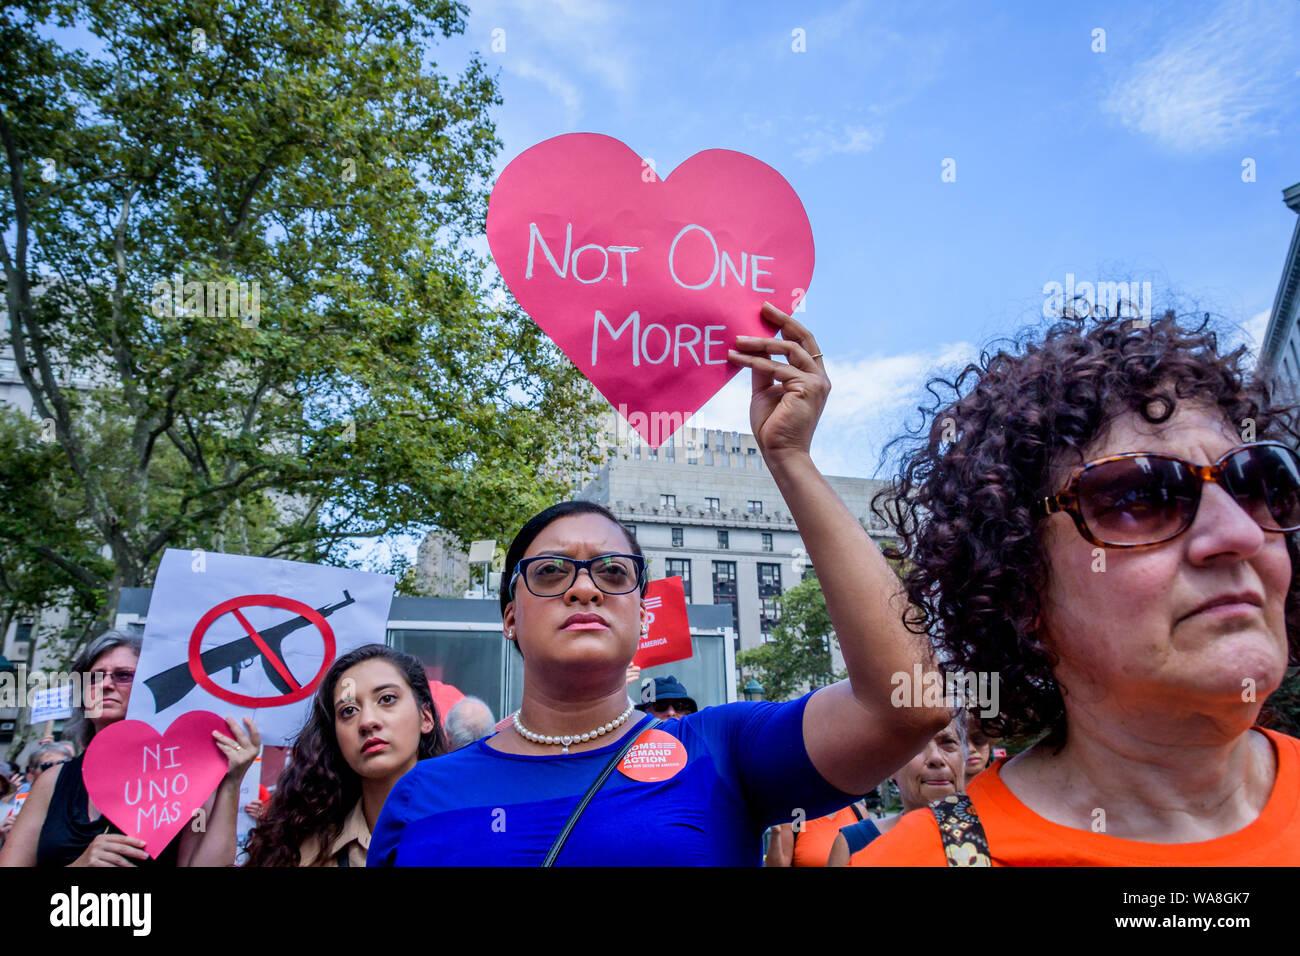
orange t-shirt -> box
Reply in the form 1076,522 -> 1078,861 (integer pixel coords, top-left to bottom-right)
792,804 -> 865,867
855,728 -> 1300,866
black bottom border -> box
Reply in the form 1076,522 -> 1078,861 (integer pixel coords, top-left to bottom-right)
12,865 -> 1283,942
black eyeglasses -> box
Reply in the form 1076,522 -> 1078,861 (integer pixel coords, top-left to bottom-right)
1039,441 -> 1300,548
37,759 -> 70,772
511,553 -> 646,598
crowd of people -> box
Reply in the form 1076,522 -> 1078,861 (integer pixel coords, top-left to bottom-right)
2,304 -> 1299,866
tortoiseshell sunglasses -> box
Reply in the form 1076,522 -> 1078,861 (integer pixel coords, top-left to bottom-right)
1038,441 -> 1300,548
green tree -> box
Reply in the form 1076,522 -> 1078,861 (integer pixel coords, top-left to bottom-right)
0,405 -> 107,649
737,572 -> 843,702
1262,671 -> 1300,737
1,0 -> 603,630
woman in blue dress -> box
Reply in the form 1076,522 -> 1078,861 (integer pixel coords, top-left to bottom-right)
370,304 -> 951,866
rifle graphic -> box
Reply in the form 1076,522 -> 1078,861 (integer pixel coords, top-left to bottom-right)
144,590 -> 357,713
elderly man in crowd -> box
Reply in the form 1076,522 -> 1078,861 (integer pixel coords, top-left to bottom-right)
0,741 -> 77,843
445,696 -> 497,749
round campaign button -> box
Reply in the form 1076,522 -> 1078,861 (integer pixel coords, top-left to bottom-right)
618,728 -> 688,782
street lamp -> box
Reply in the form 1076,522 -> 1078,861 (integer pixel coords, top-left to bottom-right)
743,678 -> 764,702
467,539 -> 497,598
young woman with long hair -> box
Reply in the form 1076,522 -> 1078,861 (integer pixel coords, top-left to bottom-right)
244,644 -> 448,866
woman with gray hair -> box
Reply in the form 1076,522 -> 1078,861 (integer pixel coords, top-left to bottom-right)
827,715 -> 968,865
0,629 -> 258,867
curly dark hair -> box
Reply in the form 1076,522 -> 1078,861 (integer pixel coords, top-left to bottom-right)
243,644 -> 448,866
874,312 -> 1300,746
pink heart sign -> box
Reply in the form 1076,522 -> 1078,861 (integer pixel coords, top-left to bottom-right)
487,133 -> 815,448
82,711 -> 230,858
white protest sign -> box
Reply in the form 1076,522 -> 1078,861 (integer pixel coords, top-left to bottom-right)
127,549 -> 396,746
30,684 -> 74,723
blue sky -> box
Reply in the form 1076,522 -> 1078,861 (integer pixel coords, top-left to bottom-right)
440,0 -> 1300,479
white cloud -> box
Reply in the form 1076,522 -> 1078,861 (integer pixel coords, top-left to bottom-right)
689,340 -> 978,478
793,122 -> 883,165
1242,307 -> 1271,356
1102,0 -> 1299,151
507,58 -> 583,125
468,0 -> 636,122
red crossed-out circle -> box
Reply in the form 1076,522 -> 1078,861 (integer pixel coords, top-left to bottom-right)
188,594 -> 336,708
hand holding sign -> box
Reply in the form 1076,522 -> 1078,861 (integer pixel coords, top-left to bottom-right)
487,133 -> 815,447
212,714 -> 261,784
728,302 -> 831,462
71,832 -> 149,868
82,711 -> 232,859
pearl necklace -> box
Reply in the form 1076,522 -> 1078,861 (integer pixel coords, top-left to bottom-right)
513,704 -> 635,754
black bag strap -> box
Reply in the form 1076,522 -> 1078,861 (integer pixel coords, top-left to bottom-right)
542,717 -> 664,867
929,793 -> 992,867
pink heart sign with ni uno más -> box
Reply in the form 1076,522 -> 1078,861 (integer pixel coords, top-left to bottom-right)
487,133 -> 815,448
82,711 -> 230,858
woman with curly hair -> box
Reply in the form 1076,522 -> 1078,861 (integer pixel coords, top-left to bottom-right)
244,644 -> 447,866
860,312 -> 1300,866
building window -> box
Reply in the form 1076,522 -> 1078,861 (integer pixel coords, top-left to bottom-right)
705,497 -> 720,512
731,445 -> 740,454
634,444 -> 641,460
671,527 -> 684,547
660,494 -> 676,509
649,448 -> 658,460
748,500 -> 763,515
758,562 -> 783,636
761,532 -> 773,552
717,529 -> 729,549
626,524 -> 636,540
665,442 -> 676,461
666,558 -> 692,601
747,447 -> 757,455
712,560 -> 739,635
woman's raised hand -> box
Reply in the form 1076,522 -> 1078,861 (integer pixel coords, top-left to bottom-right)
728,302 -> 829,464
212,716 -> 261,783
